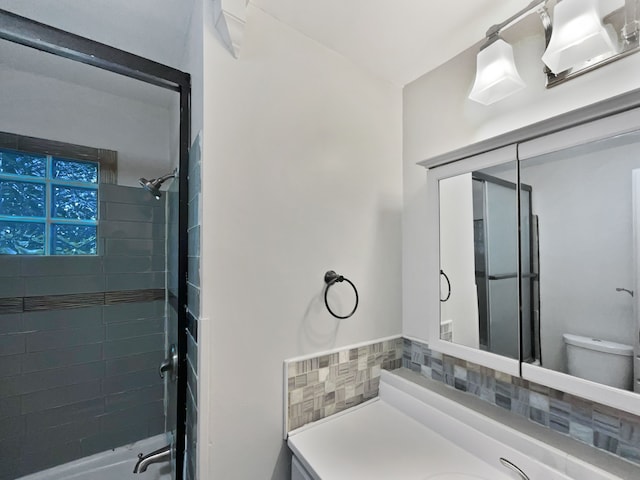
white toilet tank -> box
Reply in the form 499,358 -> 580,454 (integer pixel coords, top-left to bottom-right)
563,333 -> 634,390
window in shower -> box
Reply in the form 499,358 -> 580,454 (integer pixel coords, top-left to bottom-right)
0,149 -> 98,255
0,131 -> 117,256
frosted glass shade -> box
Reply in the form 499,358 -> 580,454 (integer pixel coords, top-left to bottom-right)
541,0 -> 619,74
469,39 -> 526,106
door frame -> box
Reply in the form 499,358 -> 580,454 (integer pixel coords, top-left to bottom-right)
0,9 -> 191,478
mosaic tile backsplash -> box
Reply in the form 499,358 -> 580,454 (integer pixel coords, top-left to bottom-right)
403,338 -> 640,466
285,337 -> 403,432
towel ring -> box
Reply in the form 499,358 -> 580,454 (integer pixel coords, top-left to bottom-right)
324,270 -> 359,319
440,269 -> 451,302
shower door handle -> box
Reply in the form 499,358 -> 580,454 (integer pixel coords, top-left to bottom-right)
159,344 -> 178,381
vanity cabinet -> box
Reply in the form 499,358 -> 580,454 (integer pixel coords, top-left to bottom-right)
292,456 -> 313,480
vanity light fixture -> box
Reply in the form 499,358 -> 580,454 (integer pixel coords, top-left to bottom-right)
468,0 -> 640,105
469,36 -> 526,105
541,0 -> 619,74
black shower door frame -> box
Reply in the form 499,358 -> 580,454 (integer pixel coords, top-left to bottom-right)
0,9 -> 191,479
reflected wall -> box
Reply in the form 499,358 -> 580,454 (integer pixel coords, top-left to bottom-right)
520,132 -> 640,376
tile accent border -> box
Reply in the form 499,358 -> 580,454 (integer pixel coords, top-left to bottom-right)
104,289 -> 165,305
284,337 -> 403,434
0,297 -> 23,314
403,338 -> 640,466
0,288 -> 165,314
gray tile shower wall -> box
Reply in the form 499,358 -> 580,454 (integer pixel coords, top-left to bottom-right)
185,134 -> 201,480
285,337 -> 404,433
403,338 -> 640,467
0,185 -> 167,479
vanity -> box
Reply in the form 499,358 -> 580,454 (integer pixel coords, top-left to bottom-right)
289,369 -> 624,480
285,91 -> 640,480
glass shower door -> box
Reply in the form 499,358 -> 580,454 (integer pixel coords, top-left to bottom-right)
0,26 -> 188,479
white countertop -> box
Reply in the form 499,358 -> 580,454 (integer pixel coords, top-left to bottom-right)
288,398 -> 512,480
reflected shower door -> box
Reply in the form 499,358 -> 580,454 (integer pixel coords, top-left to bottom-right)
474,174 -> 535,362
484,179 -> 519,359
473,173 -> 528,360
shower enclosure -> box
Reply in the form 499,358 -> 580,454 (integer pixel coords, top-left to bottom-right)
0,10 -> 190,480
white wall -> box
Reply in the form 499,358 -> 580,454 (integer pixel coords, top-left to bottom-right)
181,0 -> 204,145
403,14 -> 640,344
198,3 -> 403,478
178,1 -> 206,478
0,65 -> 173,186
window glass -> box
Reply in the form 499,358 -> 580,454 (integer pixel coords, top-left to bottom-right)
0,149 -> 46,177
53,158 -> 98,183
0,180 -> 46,217
0,148 -> 99,255
52,224 -> 97,255
52,186 -> 98,220
0,221 -> 45,255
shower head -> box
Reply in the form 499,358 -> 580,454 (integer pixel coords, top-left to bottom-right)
138,177 -> 162,199
138,169 -> 177,199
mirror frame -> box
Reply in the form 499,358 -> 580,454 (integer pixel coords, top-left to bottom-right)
0,9 -> 192,476
417,87 -> 640,417
426,144 -> 520,377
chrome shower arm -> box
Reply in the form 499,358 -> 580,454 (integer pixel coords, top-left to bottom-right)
156,169 -> 177,183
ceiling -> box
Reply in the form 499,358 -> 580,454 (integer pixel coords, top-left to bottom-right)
0,39 -> 176,107
0,0 -> 531,88
0,0 -> 195,68
252,0 -> 532,86
0,0 -> 193,107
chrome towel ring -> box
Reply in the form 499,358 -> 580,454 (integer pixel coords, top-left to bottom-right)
324,270 -> 359,319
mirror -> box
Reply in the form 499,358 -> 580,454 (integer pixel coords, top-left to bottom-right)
439,160 -> 531,360
429,106 -> 640,414
520,129 -> 640,394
